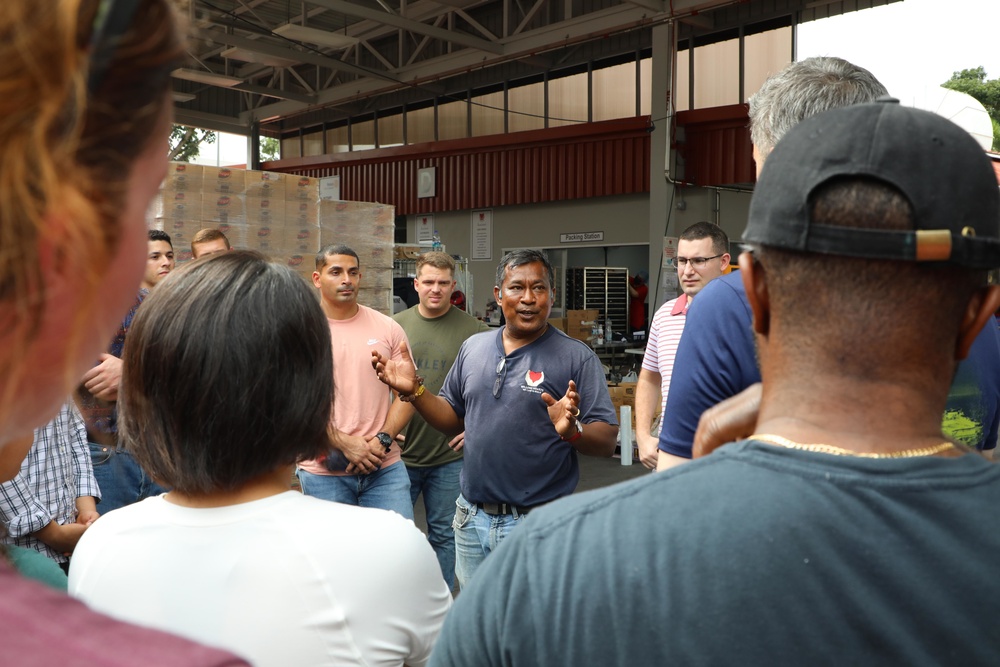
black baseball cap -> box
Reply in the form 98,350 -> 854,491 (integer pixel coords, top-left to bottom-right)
743,98 -> 1000,269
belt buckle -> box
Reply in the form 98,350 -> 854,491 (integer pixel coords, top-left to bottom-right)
479,501 -> 524,515
479,502 -> 503,515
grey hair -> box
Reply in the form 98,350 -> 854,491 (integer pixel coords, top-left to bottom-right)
748,57 -> 888,158
495,249 -> 554,290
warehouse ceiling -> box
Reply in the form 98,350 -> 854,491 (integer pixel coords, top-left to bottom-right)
176,0 -> 901,136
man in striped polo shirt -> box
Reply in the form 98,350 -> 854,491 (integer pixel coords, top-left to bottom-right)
634,222 -> 729,469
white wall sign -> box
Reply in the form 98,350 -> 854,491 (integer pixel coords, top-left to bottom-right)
659,236 -> 679,304
472,210 -> 492,260
417,167 -> 436,198
319,175 -> 341,201
559,231 -> 604,243
416,214 -> 434,243
662,236 -> 677,269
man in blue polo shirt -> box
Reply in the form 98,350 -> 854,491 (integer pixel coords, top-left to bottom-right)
372,249 -> 618,588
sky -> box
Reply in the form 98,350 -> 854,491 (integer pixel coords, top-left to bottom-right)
798,0 -> 1000,102
194,0 -> 1000,166
190,132 -> 250,168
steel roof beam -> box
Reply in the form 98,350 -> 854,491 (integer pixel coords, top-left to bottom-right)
305,0 -> 504,54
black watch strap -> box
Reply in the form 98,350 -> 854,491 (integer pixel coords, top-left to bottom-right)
376,432 -> 393,452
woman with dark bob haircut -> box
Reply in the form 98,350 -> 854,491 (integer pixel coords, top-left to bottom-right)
69,251 -> 452,667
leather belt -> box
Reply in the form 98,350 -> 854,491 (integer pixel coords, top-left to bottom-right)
477,501 -> 533,516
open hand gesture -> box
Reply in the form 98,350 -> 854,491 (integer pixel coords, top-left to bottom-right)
542,379 -> 581,440
371,340 -> 419,396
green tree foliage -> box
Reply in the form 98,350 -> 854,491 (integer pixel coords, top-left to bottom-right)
260,136 -> 280,162
943,67 -> 1000,150
168,125 -> 216,162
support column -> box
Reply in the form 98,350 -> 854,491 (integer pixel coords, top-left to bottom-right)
248,119 -> 261,170
648,21 -> 674,309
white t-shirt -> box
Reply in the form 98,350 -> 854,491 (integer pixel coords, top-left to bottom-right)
69,491 -> 451,667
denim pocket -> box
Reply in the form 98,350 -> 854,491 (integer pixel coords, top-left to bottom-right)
452,499 -> 472,531
88,443 -> 113,467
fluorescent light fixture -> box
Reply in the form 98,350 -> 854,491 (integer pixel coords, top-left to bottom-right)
172,68 -> 243,87
273,24 -> 359,49
172,91 -> 196,103
221,47 -> 299,68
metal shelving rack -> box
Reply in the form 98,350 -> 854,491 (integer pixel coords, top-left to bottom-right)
566,266 -> 629,337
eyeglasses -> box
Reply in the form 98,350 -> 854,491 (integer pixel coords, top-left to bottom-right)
669,254 -> 724,269
493,357 -> 507,398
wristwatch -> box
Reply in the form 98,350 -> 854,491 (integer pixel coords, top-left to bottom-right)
560,418 -> 583,443
375,432 -> 394,453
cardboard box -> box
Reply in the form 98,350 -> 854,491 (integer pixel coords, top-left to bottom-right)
245,170 -> 285,198
548,317 -> 567,332
606,385 -> 624,411
607,382 -> 638,429
202,193 -> 245,224
285,200 -> 318,228
281,224 -> 320,254
161,163 -> 204,192
245,197 -> 286,225
566,309 -> 599,326
285,174 -> 318,201
213,222 -> 249,248
202,167 -> 245,195
566,309 -> 600,343
158,191 -> 203,220
618,382 -> 637,408
394,244 -> 424,261
245,222 -> 280,253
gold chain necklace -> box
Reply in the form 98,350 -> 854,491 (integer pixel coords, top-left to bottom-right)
750,433 -> 958,459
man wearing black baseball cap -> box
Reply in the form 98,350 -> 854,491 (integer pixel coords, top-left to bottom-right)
661,60 -> 1000,464
428,101 -> 1000,665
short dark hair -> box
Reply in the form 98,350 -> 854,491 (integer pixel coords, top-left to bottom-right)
680,222 -> 729,256
148,229 -> 172,247
495,249 -> 554,289
316,244 -> 359,270
755,178 -> 985,375
119,251 -> 333,494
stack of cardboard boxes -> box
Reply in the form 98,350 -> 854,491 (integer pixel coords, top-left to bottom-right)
152,163 -> 395,314
318,199 -> 395,314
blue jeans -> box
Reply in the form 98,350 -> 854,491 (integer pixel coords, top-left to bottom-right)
452,494 -> 529,590
298,461 -> 413,520
407,460 -> 463,587
89,443 -> 167,514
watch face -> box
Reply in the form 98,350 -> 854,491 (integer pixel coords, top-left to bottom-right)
377,432 -> 393,449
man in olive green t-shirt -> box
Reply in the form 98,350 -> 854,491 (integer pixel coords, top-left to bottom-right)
393,252 -> 489,588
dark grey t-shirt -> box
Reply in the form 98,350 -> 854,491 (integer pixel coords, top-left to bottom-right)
431,440 -> 1000,666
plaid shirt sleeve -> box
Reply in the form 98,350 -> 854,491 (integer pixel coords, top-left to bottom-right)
0,473 -> 53,539
0,403 -> 86,540
68,404 -> 101,501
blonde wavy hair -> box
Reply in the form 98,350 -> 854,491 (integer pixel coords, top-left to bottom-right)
0,0 -> 184,423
